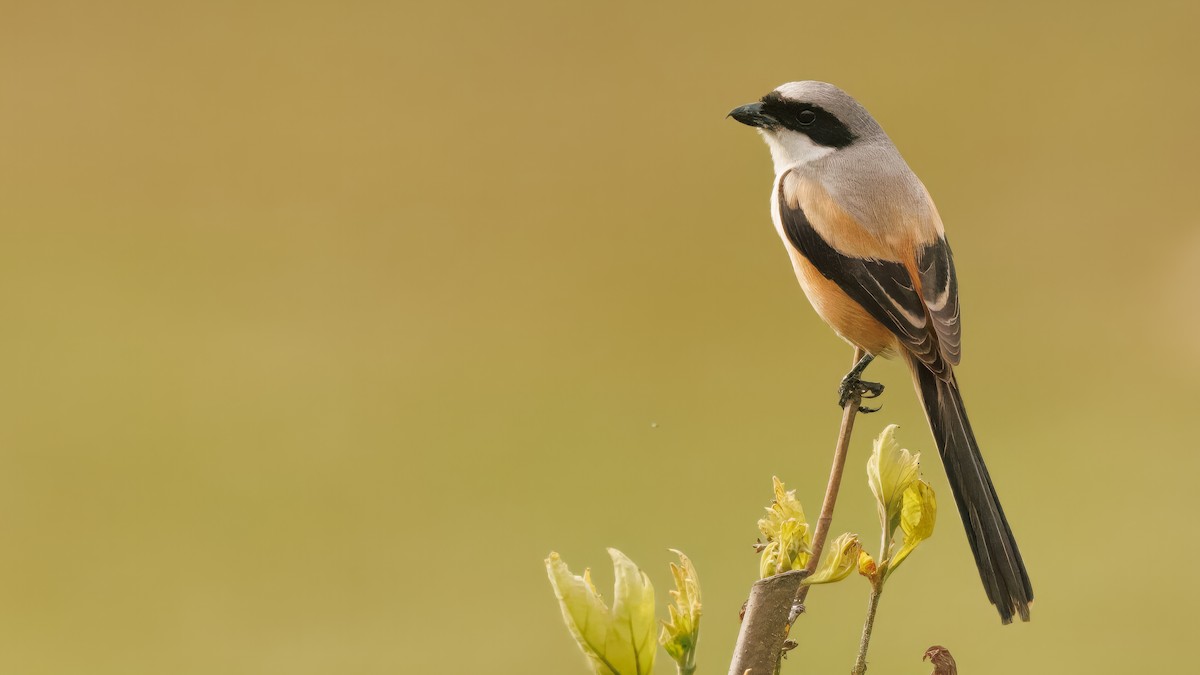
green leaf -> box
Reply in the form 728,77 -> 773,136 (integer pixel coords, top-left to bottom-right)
866,425 -> 921,538
887,480 -> 937,576
659,549 -> 701,675
802,532 -> 863,585
546,549 -> 657,675
757,476 -> 812,577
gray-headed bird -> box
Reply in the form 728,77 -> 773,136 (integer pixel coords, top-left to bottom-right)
729,81 -> 1033,623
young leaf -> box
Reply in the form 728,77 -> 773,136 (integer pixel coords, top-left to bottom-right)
659,549 -> 701,675
887,480 -> 937,576
866,425 -> 921,538
802,532 -> 863,585
546,549 -> 657,675
757,476 -> 812,577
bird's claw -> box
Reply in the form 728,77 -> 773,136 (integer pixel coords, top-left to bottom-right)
838,375 -> 884,412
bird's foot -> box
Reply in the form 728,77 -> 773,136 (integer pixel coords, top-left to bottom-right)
838,374 -> 884,413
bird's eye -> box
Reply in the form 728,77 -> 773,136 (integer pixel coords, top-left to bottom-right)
798,110 -> 817,126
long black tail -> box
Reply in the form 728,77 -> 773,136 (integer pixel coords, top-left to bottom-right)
907,354 -> 1033,623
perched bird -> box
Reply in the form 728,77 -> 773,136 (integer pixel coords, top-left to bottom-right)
729,81 -> 1033,623
924,645 -> 958,675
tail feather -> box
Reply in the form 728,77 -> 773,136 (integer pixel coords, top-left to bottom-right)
907,354 -> 1033,623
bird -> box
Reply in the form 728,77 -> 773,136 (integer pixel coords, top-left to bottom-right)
728,81 -> 1033,623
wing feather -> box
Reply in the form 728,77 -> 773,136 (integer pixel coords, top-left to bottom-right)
777,171 -> 959,377
916,238 -> 962,366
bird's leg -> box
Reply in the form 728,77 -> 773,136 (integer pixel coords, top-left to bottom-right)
838,352 -> 884,413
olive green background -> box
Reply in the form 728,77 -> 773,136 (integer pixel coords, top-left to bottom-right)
2,1 -> 1197,673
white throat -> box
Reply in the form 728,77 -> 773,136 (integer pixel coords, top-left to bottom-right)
760,129 -> 835,175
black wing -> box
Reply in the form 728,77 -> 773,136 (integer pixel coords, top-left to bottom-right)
777,181 -> 954,377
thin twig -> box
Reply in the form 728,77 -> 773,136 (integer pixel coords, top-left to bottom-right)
852,520 -> 890,674
851,583 -> 883,675
795,346 -> 867,607
726,348 -> 866,675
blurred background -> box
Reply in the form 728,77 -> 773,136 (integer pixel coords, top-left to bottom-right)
1,1 -> 1198,673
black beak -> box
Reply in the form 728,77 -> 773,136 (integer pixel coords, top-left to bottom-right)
728,102 -> 777,129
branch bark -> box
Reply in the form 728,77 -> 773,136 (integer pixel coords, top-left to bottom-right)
725,570 -> 808,675
726,348 -> 867,675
